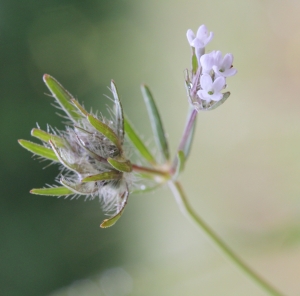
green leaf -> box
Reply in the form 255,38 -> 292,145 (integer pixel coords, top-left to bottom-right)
87,114 -> 121,150
31,128 -> 65,147
111,80 -> 124,144
192,51 -> 198,75
173,150 -> 185,180
70,99 -> 89,116
141,84 -> 170,162
43,74 -> 82,122
60,177 -> 98,194
107,157 -> 132,173
207,92 -> 231,111
18,139 -> 58,161
100,188 -> 129,228
30,186 -> 73,196
124,117 -> 156,165
82,171 -> 122,182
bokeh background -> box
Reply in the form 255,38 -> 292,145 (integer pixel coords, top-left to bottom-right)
2,0 -> 300,295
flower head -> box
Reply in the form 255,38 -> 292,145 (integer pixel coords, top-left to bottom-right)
186,25 -> 214,49
187,24 -> 214,62
212,52 -> 237,77
185,25 -> 236,111
200,51 -> 237,78
197,74 -> 226,102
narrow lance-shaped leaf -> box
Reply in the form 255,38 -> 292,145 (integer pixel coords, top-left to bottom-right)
141,84 -> 170,162
124,117 -> 156,165
207,92 -> 230,111
173,150 -> 185,180
18,139 -> 58,161
100,188 -> 129,228
191,47 -> 198,75
60,177 -> 98,195
111,80 -> 124,144
107,157 -> 132,173
31,128 -> 65,147
87,115 -> 121,151
43,74 -> 82,122
30,186 -> 73,196
70,99 -> 89,117
82,171 -> 122,183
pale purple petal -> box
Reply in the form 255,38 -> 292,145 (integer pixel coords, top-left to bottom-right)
200,74 -> 213,91
214,51 -> 223,66
197,90 -> 212,102
223,68 -> 237,77
212,65 -> 223,77
186,29 -> 195,45
196,25 -> 208,39
210,92 -> 223,101
213,65 -> 237,77
212,76 -> 226,92
186,29 -> 195,46
203,32 -> 214,45
222,53 -> 233,69
200,51 -> 216,73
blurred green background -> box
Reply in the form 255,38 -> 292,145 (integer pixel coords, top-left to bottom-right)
2,0 -> 300,295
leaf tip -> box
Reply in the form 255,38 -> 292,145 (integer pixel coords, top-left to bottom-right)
43,74 -> 50,82
30,128 -> 37,136
140,83 -> 148,90
18,139 -> 25,147
100,219 -> 115,228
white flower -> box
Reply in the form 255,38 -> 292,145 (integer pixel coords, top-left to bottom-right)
212,52 -> 237,77
200,51 -> 218,74
197,74 -> 226,102
186,25 -> 214,49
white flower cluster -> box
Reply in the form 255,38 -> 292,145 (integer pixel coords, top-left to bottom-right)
186,25 -> 237,110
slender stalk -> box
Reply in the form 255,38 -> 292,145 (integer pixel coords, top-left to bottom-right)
168,180 -> 285,296
132,164 -> 169,178
178,108 -> 197,152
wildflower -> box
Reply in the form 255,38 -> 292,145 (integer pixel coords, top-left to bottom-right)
19,75 -> 132,228
185,25 -> 236,111
197,74 -> 226,102
186,24 -> 214,50
186,24 -> 214,61
18,24 -> 237,229
212,52 -> 237,77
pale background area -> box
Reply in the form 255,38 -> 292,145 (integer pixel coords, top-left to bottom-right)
2,0 -> 300,295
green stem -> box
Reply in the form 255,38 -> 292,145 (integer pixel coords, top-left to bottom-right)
168,180 -> 285,296
132,164 -> 170,178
